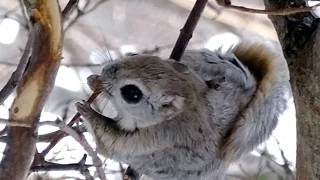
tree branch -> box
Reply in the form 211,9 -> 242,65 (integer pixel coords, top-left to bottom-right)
37,124 -> 87,142
217,0 -> 320,15
0,124 -> 87,143
81,169 -> 95,180
62,0 -> 79,20
40,91 -> 100,157
30,163 -> 93,172
170,0 -> 209,61
18,0 -> 31,30
40,119 -> 106,180
64,0 -> 109,31
0,25 -> 34,105
0,118 -> 32,128
0,0 -> 63,179
30,154 -> 93,175
272,136 -> 295,179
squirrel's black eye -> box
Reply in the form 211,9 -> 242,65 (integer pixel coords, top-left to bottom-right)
120,84 -> 143,104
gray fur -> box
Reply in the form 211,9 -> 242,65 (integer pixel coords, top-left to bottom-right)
76,43 -> 290,180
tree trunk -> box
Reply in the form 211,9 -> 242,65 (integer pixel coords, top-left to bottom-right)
0,0 -> 63,179
264,0 -> 320,179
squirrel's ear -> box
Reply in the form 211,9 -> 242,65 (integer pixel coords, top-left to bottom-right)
159,94 -> 185,120
168,61 -> 190,74
160,95 -> 185,111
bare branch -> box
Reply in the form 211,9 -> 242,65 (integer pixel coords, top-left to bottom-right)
32,150 -> 45,166
0,121 -> 87,143
0,6 -> 20,18
272,136 -> 296,179
0,127 -> 7,136
217,0 -> 320,15
21,0 -> 32,12
40,119 -> 107,180
37,124 -> 87,142
170,0 -> 209,61
0,118 -> 32,128
40,92 -> 100,157
0,25 -> 35,105
30,163 -> 93,172
81,169 -> 95,180
18,0 -> 31,29
62,0 -> 79,20
0,136 -> 6,143
78,154 -> 95,180
64,0 -> 109,31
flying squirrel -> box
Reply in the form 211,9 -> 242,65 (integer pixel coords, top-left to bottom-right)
76,42 -> 291,180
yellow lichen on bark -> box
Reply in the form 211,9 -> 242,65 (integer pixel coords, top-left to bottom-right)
33,0 -> 63,58
9,0 -> 62,123
10,81 -> 39,121
10,66 -> 48,121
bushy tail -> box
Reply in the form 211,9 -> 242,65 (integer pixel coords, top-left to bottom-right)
220,42 -> 291,162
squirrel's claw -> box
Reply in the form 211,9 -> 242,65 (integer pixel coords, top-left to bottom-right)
75,101 -> 95,120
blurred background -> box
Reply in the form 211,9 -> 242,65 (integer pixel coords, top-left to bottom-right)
0,0 -> 297,179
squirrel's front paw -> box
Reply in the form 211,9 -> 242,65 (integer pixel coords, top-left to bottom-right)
87,75 -> 103,92
76,101 -> 96,119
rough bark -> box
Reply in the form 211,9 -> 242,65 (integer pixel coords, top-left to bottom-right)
0,0 -> 63,179
264,0 -> 320,179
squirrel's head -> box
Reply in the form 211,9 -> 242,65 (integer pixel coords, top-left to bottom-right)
95,55 -> 206,131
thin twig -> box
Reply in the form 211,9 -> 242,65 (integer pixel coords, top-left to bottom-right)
0,122 -> 87,143
0,24 -> 36,105
119,162 -> 125,177
79,154 -> 94,180
40,91 -> 100,157
30,163 -> 93,172
21,0 -> 32,12
64,0 -> 108,31
41,119 -> 107,180
0,127 -> 7,136
272,136 -> 296,179
219,0 -> 320,15
0,118 -> 88,129
18,0 -> 31,29
62,0 -> 79,20
0,118 -> 32,128
37,124 -> 87,142
260,144 -> 295,180
32,150 -> 45,166
0,136 -> 7,143
170,0 -> 209,61
81,169 -> 95,180
0,6 -> 20,18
